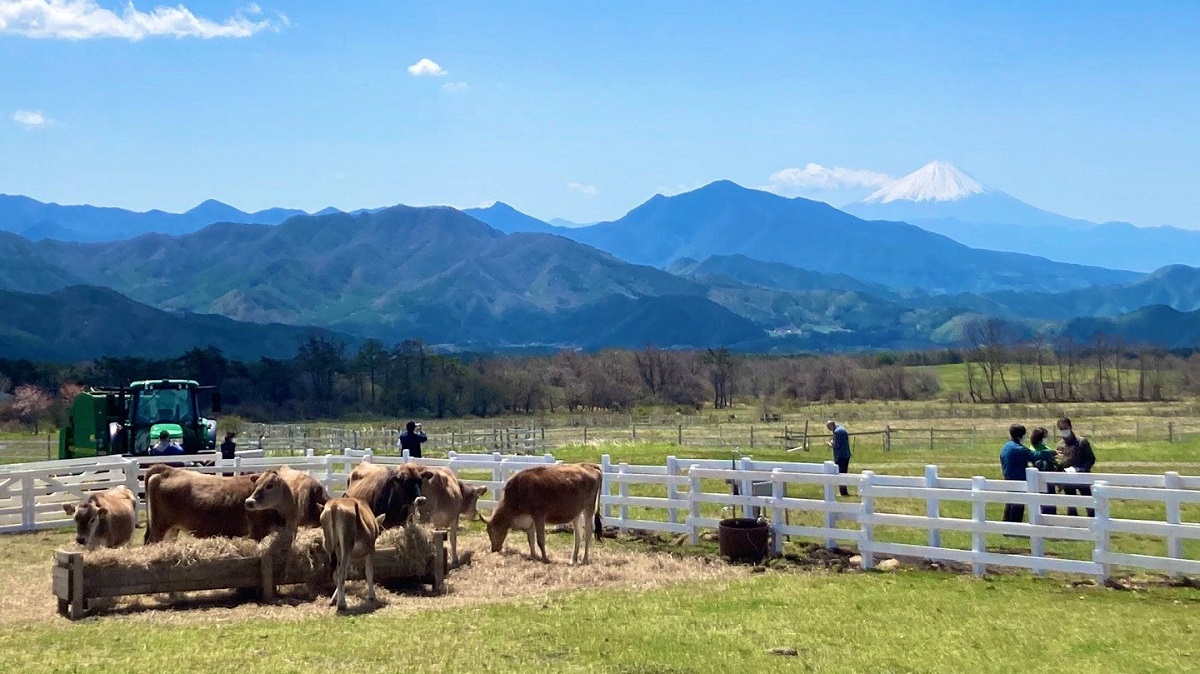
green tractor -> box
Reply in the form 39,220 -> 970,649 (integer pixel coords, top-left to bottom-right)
58,379 -> 222,460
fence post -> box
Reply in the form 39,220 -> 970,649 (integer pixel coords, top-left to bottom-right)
739,457 -> 754,518
823,461 -> 838,548
1092,481 -> 1111,583
617,463 -> 630,529
584,427 -> 589,444
970,476 -> 986,577
631,421 -> 637,442
929,427 -> 935,451
46,434 -> 52,460
124,459 -> 141,519
1168,422 -> 1174,443
666,456 -> 679,527
688,464 -> 702,546
803,420 -> 809,451
770,468 -> 785,556
750,426 -> 755,449
233,455 -> 243,476
884,425 -> 891,452
21,473 -> 35,531
860,470 -> 876,570
1026,467 -> 1045,575
925,465 -> 940,548
323,454 -> 335,493
599,454 -> 613,518
1165,471 -> 1183,577
678,424 -> 683,446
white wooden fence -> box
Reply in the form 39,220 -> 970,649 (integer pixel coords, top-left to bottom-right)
3,450 -> 1198,582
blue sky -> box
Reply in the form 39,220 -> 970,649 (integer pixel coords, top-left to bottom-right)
2,1 -> 1199,226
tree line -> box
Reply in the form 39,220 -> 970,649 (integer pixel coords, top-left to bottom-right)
2,332 -> 1197,430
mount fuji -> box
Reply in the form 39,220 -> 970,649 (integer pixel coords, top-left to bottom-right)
844,161 -> 1200,272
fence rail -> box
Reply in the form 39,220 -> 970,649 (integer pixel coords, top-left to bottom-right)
1,450 -> 1198,583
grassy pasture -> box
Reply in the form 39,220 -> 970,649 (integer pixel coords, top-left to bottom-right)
1,526 -> 1198,673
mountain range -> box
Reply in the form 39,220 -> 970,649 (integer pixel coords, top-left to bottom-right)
843,161 -> 1200,273
2,168 -> 1200,360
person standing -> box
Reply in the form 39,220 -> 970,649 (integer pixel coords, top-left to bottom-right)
220,431 -> 238,460
1029,427 -> 1060,515
826,420 -> 852,497
1056,417 -> 1096,517
1000,424 -> 1035,523
398,421 -> 428,458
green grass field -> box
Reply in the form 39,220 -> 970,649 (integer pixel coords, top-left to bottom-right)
3,399 -> 1200,672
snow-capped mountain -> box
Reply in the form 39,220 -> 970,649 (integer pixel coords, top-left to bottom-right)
845,161 -> 1200,272
863,160 -> 990,204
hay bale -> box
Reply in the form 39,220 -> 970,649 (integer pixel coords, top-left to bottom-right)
375,523 -> 438,577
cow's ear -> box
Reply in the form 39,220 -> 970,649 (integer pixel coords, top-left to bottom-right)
375,514 -> 388,528
420,470 -> 434,480
97,507 -> 109,519
62,504 -> 76,516
476,486 -> 489,496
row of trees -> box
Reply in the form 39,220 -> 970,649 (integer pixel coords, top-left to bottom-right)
962,320 -> 1184,403
2,333 -> 1197,428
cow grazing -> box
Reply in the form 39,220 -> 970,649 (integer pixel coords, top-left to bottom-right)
244,466 -> 328,533
416,466 -> 488,565
144,465 -> 322,544
480,463 -> 603,564
321,494 -> 426,611
346,461 -> 425,528
62,486 -> 137,550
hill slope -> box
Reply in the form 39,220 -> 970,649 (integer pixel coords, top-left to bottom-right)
0,285 -> 353,361
24,207 -> 760,349
463,203 -> 566,235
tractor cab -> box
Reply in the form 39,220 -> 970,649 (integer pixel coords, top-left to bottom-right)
59,379 -> 221,459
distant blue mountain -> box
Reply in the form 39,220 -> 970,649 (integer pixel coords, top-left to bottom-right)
844,161 -> 1200,273
0,194 -> 313,242
554,180 -> 1136,295
463,202 -> 566,235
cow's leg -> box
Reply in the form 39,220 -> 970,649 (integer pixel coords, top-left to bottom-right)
525,526 -> 537,560
365,552 -> 377,603
335,557 -> 349,611
571,513 -> 583,564
582,509 -> 594,564
535,517 -> 549,563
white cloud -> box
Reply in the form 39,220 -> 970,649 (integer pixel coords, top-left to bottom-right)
0,0 -> 277,40
12,109 -> 47,127
766,163 -> 894,192
407,58 -> 446,77
567,182 -> 598,198
441,81 -> 468,93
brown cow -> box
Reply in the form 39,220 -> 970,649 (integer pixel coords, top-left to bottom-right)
416,466 -> 488,565
62,486 -> 137,550
346,461 -> 426,528
480,463 -> 603,564
321,496 -> 384,611
244,466 -> 328,532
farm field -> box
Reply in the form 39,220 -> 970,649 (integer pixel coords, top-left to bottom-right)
1,527 -> 1198,673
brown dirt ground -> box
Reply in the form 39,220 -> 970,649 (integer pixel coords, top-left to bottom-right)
2,526 -> 747,625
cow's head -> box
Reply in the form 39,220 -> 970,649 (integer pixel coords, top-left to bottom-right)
460,483 -> 487,521
245,470 -> 290,514
381,467 -> 424,527
477,505 -> 508,552
62,501 -> 106,550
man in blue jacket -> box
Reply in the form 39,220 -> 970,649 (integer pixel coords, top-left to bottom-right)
1000,424 -> 1035,523
397,421 -> 428,458
826,420 -> 852,497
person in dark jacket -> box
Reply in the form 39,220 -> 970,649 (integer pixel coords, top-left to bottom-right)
1029,427 -> 1060,515
1056,417 -> 1096,517
1000,424 -> 1034,523
826,420 -> 852,497
398,421 -> 427,458
220,431 -> 237,460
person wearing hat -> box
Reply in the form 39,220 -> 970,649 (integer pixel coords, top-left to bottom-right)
150,430 -> 184,456
397,421 -> 428,458
826,419 -> 852,497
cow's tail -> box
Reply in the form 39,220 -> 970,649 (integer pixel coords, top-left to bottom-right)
593,475 -> 603,542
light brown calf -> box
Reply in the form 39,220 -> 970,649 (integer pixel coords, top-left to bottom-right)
417,466 -> 487,565
321,494 -> 425,611
62,486 -> 137,550
480,463 -> 603,564
244,465 -> 328,532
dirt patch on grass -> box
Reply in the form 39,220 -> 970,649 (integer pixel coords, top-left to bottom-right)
2,527 -> 742,625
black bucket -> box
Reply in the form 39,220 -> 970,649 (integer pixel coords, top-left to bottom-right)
718,517 -> 769,563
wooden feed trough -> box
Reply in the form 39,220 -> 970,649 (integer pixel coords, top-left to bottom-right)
53,530 -> 447,620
